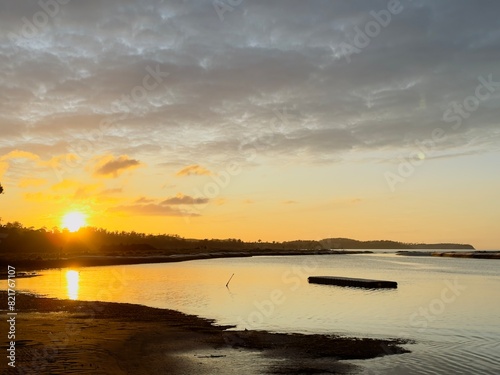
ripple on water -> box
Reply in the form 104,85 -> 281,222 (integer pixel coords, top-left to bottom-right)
352,337 -> 500,375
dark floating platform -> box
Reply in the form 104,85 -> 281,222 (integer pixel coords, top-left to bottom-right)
308,276 -> 397,289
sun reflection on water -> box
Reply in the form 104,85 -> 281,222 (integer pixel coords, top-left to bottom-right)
66,270 -> 80,300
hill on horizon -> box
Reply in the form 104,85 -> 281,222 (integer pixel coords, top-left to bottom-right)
319,237 -> 475,250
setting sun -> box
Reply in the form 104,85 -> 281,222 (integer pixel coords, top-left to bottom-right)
61,212 -> 87,232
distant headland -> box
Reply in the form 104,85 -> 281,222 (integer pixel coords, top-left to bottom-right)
319,238 -> 475,250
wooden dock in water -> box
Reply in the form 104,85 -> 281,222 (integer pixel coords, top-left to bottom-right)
308,276 -> 397,289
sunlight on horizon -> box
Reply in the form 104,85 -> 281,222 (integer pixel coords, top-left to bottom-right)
61,212 -> 87,232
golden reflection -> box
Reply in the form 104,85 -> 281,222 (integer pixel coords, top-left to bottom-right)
66,270 -> 80,300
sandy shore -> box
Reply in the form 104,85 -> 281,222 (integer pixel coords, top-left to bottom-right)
1,292 -> 409,374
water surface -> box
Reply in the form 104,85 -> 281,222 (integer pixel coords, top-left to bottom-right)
14,253 -> 500,374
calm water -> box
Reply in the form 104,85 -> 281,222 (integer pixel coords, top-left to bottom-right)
13,253 -> 500,374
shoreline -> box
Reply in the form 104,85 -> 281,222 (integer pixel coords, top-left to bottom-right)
396,250 -> 500,259
2,248 -> 498,279
0,292 -> 409,374
0,249 -> 372,276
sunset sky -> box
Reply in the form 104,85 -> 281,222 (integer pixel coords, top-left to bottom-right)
1,1 -> 499,249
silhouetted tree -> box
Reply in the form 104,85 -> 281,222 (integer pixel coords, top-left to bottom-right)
0,183 -> 3,194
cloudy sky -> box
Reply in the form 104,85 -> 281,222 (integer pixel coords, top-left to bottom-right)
1,0 -> 499,248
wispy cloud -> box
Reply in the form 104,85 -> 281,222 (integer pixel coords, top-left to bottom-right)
135,196 -> 156,204
100,188 -> 123,195
94,155 -> 142,178
176,165 -> 213,177
73,184 -> 101,199
107,192 -> 207,217
161,193 -> 209,205
0,150 -> 39,161
107,203 -> 199,217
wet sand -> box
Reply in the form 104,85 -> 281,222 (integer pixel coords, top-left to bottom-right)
0,292 -> 409,374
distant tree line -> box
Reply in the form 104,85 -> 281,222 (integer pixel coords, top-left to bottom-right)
0,221 -> 325,258
0,221 -> 474,260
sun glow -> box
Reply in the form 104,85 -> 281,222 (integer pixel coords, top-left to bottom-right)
61,211 -> 87,232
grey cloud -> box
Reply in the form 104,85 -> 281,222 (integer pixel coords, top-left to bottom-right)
107,203 -> 199,217
1,0 -> 499,168
134,196 -> 156,204
161,194 -> 209,205
94,156 -> 141,177
100,188 -> 123,195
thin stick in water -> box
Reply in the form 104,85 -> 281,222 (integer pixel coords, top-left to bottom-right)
226,273 -> 235,288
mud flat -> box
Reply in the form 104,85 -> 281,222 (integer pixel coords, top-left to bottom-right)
0,292 -> 409,374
